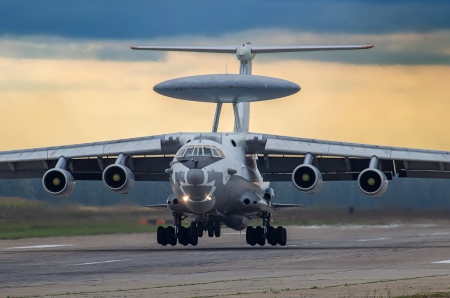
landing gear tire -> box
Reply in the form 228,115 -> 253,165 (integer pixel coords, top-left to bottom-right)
190,221 -> 197,237
166,226 -> 177,246
246,226 -> 256,246
196,222 -> 204,237
178,226 -> 189,246
214,222 -> 221,237
189,231 -> 198,246
207,222 -> 214,238
157,226 -> 167,246
255,226 -> 266,246
267,226 -> 277,246
276,226 -> 287,246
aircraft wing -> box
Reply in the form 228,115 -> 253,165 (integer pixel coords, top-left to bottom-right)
0,133 -> 195,181
245,133 -> 450,181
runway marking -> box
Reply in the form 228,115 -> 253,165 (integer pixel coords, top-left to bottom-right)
419,232 -> 450,237
356,238 -> 388,242
432,260 -> 450,264
223,232 -> 242,235
288,244 -> 298,247
5,244 -> 73,249
205,251 -> 224,255
74,259 -> 128,266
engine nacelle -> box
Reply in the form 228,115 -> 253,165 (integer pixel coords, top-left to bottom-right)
357,168 -> 388,197
292,164 -> 323,194
42,168 -> 75,198
102,164 -> 135,194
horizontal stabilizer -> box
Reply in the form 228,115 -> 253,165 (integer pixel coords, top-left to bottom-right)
272,203 -> 306,209
131,45 -> 373,54
252,45 -> 373,53
146,204 -> 167,208
131,46 -> 237,53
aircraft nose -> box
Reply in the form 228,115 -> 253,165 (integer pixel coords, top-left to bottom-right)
186,169 -> 205,185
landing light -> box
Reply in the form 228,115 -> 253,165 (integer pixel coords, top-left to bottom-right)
183,196 -> 189,202
206,196 -> 212,201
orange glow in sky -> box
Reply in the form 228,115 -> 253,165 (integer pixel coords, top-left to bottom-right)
0,51 -> 449,151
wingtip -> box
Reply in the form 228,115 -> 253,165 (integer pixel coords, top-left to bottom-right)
363,45 -> 374,49
131,46 -> 138,50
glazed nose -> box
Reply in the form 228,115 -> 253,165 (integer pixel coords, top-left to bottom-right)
186,169 -> 205,185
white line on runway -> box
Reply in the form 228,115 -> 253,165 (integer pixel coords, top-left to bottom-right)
432,260 -> 450,264
288,244 -> 298,247
419,232 -> 450,237
356,238 -> 388,242
223,232 -> 242,235
74,259 -> 129,266
5,244 -> 73,249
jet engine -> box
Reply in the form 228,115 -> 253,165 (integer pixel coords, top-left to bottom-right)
357,168 -> 388,197
292,164 -> 323,194
103,154 -> 135,194
42,157 -> 75,198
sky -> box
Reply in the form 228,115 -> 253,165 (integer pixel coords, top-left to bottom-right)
0,0 -> 450,151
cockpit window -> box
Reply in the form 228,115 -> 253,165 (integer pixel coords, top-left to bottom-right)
177,145 -> 224,158
211,148 -> 220,157
203,146 -> 212,157
176,148 -> 186,158
184,146 -> 194,157
216,148 -> 225,158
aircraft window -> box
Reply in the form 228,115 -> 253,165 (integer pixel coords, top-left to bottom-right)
211,148 -> 219,157
191,146 -> 198,156
216,148 -> 225,158
185,146 -> 194,156
176,148 -> 186,157
195,145 -> 203,156
203,146 -> 212,157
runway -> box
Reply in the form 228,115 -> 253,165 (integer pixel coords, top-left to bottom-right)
1,224 -> 450,297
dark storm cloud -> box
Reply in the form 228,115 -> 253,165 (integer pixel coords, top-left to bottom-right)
0,0 -> 449,39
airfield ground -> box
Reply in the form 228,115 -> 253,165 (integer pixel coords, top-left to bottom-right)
1,223 -> 450,297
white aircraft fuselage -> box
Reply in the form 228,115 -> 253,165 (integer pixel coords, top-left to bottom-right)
167,134 -> 272,230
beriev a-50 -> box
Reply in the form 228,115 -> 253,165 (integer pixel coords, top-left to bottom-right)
2,43 -> 449,247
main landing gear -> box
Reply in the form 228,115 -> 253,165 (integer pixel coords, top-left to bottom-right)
157,212 -> 200,246
156,213 -> 222,246
245,212 -> 286,246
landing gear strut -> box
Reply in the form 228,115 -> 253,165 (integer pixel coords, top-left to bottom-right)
245,212 -> 286,246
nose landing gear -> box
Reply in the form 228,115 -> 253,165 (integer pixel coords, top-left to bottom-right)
245,212 -> 286,246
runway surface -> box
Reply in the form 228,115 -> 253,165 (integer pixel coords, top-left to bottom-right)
1,224 -> 450,297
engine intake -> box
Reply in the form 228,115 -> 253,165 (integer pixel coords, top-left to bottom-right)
42,168 -> 75,198
292,164 -> 323,194
357,168 -> 388,197
103,164 -> 135,194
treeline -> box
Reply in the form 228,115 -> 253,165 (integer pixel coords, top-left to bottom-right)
1,178 -> 450,209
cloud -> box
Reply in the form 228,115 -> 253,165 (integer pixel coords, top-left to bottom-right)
0,1 -> 449,38
0,29 -> 450,65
